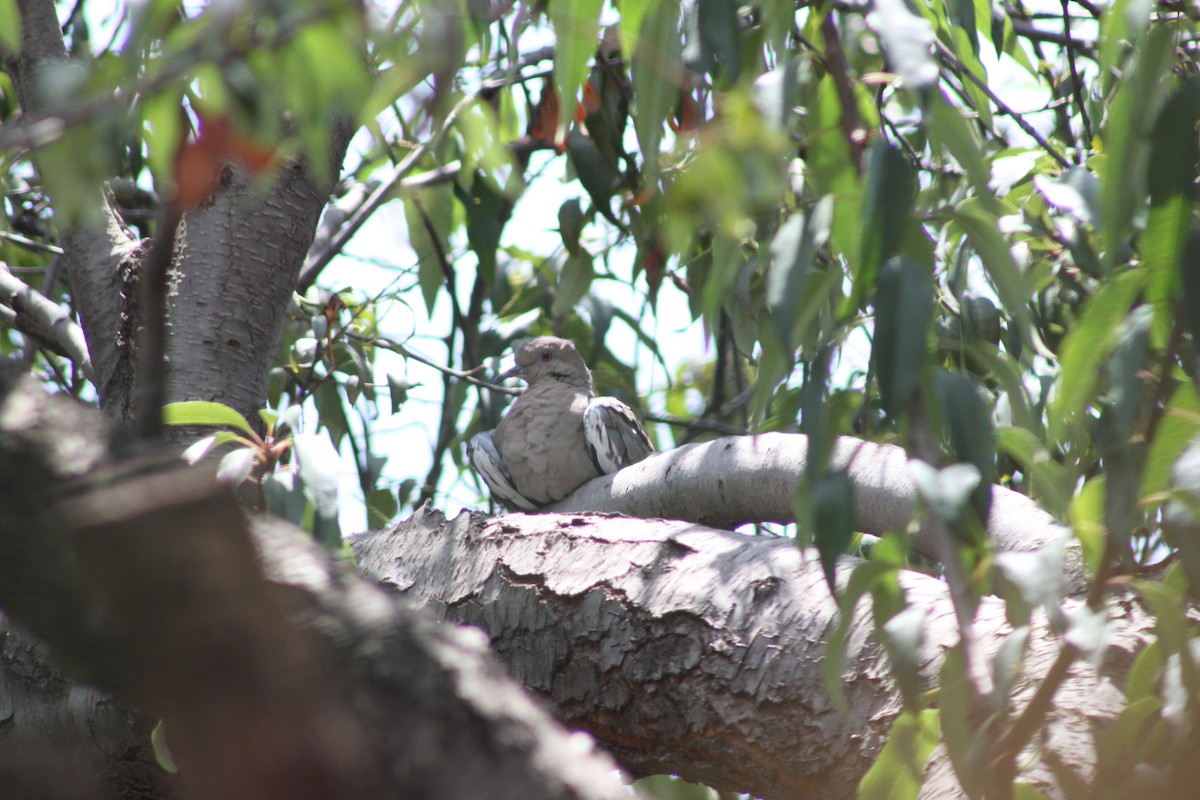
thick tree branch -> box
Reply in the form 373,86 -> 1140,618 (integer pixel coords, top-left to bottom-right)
543,433 -> 1084,590
0,368 -> 631,800
352,507 -> 1151,800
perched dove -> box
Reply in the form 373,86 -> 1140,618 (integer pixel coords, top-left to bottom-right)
468,336 -> 653,510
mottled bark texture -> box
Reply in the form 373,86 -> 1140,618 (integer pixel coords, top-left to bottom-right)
0,370 -> 630,800
352,506 -> 1153,800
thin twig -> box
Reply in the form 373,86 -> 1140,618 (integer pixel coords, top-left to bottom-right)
936,41 -> 1072,169
1061,0 -> 1094,154
361,334 -> 521,395
296,92 -> 477,291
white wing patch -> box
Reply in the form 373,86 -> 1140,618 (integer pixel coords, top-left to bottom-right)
583,397 -> 654,475
467,430 -> 540,511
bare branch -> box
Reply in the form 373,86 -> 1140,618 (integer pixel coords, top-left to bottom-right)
0,261 -> 93,379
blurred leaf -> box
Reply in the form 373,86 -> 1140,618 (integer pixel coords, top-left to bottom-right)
163,400 -> 256,437
293,431 -> 342,548
405,183 -> 454,319
263,469 -> 311,529
995,426 -> 1071,519
1134,578 -> 1190,656
558,198 -> 585,255
1142,382 -> 1200,501
752,59 -> 804,130
881,605 -> 927,712
1063,603 -> 1111,668
1180,231 -> 1200,360
1034,166 -> 1101,228
150,720 -> 177,774
552,251 -> 596,316
766,197 -> 834,349
689,0 -> 740,87
811,469 -> 855,594
1049,269 -> 1145,442
550,0 -> 604,138
858,709 -> 940,800
995,535 -> 1067,629
454,173 -> 506,281
1099,23 -> 1176,270
1142,82 -> 1200,315
909,460 -> 981,525
1070,476 -> 1108,580
872,256 -> 932,417
867,0 -> 938,89
387,373 -> 411,415
1164,439 -> 1200,596
1125,640 -> 1164,703
952,198 -> 1034,345
929,92 -> 993,203
633,0 -> 682,183
932,369 -> 995,518
566,127 -> 621,226
217,447 -> 256,485
990,626 -> 1029,712
858,141 -> 916,311
822,561 -> 896,710
939,644 -> 985,799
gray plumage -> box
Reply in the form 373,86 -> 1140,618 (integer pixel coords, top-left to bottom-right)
468,337 -> 653,510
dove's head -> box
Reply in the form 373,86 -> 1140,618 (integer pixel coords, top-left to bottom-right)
502,336 -> 593,389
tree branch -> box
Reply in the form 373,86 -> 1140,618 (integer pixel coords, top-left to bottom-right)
0,262 -> 93,379
543,432 -> 1084,589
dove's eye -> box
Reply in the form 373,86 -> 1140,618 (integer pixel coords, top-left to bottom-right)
541,350 -> 553,361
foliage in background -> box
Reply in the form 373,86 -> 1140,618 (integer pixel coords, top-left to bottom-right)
5,0 -> 1200,796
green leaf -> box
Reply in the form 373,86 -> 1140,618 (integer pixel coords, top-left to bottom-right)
881,605 -> 927,712
1070,477 -> 1107,579
858,709 -> 940,800
995,426 -> 1071,519
263,470 -> 311,529
1142,382 -> 1200,501
618,0 -> 653,60
1143,81 -> 1200,320
0,0 -> 20,54
766,197 -> 834,349
163,400 -> 257,437
952,198 -> 1034,345
686,0 -> 741,87
1125,640 -> 1164,703
550,0 -> 604,139
990,626 -> 1029,711
939,644 -> 985,799
387,373 -> 411,415
932,369 -> 995,518
1180,231 -> 1200,359
1049,269 -> 1145,443
1099,23 -> 1178,270
454,173 -> 506,282
558,198 -> 585,255
811,469 -> 855,595
552,250 -> 596,317
150,720 -> 178,774
405,183 -> 455,318
871,256 -> 932,417
858,141 -> 916,310
633,0 -> 682,183
929,92 -> 993,204
566,127 -> 621,226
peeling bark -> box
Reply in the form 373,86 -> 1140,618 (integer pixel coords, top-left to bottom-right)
352,506 -> 1152,800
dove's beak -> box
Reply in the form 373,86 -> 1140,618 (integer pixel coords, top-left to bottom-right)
498,362 -> 526,382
